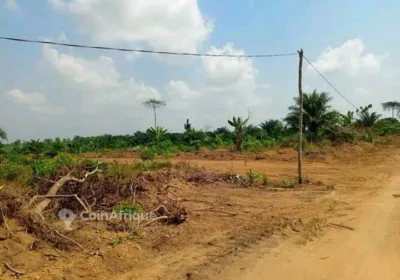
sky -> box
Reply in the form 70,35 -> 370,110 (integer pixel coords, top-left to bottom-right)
1,0 -> 399,141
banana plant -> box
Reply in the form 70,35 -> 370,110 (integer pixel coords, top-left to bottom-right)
147,126 -> 168,144
228,116 -> 249,151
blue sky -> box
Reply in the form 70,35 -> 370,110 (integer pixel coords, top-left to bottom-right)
1,0 -> 399,141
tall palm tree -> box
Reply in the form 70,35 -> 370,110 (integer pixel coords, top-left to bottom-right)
284,90 -> 339,140
381,101 -> 400,118
356,105 -> 381,127
228,116 -> 249,151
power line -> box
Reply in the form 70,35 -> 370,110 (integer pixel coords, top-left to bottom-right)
0,36 -> 297,58
303,55 -> 358,110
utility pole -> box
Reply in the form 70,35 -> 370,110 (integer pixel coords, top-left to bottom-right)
297,49 -> 304,184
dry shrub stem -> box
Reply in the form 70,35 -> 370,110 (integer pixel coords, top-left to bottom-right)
0,207 -> 14,238
5,263 -> 24,275
54,230 -> 86,252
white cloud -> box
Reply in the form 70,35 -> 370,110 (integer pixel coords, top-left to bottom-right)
200,43 -> 266,114
40,45 -> 160,114
5,88 -> 65,115
308,38 -> 383,75
166,80 -> 199,99
48,0 -> 213,53
6,89 -> 46,106
160,43 -> 270,124
203,43 -> 258,89
48,0 -> 65,10
355,87 -> 371,96
3,0 -> 17,11
42,45 -> 120,90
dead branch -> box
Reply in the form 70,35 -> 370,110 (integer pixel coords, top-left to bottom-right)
151,205 -> 172,216
54,248 -> 70,259
27,194 -> 89,212
5,263 -> 24,275
217,247 -> 237,257
28,165 -> 101,214
0,207 -> 14,238
328,223 -> 355,231
54,230 -> 86,252
141,216 -> 169,228
193,208 -> 238,217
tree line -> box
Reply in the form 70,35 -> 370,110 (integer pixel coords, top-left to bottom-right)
0,91 -> 399,156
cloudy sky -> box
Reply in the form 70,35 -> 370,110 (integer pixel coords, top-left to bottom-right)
1,0 -> 399,141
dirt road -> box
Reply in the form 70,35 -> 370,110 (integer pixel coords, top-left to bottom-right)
219,155 -> 400,280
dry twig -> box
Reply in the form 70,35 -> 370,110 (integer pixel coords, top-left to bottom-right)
54,230 -> 86,252
141,216 -> 169,228
193,208 -> 238,217
5,263 -> 24,275
0,207 -> 14,238
328,223 -> 355,231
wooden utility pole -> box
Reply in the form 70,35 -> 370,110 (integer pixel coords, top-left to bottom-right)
297,49 -> 304,184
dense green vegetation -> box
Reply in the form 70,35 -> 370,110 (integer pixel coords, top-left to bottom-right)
0,92 -> 399,165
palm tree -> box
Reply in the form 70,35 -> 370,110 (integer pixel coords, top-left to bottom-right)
356,105 -> 381,127
259,119 -> 285,140
340,111 -> 355,127
0,128 -> 7,143
23,139 -> 44,154
284,90 -> 339,140
147,126 -> 167,144
184,119 -> 192,131
228,116 -> 249,151
381,101 -> 400,118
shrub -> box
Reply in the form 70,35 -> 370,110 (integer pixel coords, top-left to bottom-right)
280,135 -> 307,149
246,169 -> 262,185
262,174 -> 269,186
115,200 -> 143,215
276,179 -> 296,188
139,147 -> 155,161
323,127 -> 357,144
360,132 -> 376,143
244,138 -> 264,153
0,162 -> 32,182
30,158 -> 59,178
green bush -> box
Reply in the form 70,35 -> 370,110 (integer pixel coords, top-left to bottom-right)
0,162 -> 32,182
244,138 -> 264,153
262,174 -> 269,186
276,179 -> 296,188
246,169 -> 262,185
323,126 -> 357,144
115,200 -> 143,215
139,147 -> 155,161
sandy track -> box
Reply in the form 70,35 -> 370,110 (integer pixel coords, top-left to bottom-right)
219,155 -> 400,280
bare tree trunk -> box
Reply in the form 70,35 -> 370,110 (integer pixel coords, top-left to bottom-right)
297,49 -> 304,185
153,107 -> 157,128
35,173 -> 75,213
27,166 -> 101,215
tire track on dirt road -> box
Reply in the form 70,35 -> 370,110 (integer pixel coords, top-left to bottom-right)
220,155 -> 400,280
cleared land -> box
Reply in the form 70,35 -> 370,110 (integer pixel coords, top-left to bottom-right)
1,141 -> 399,279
